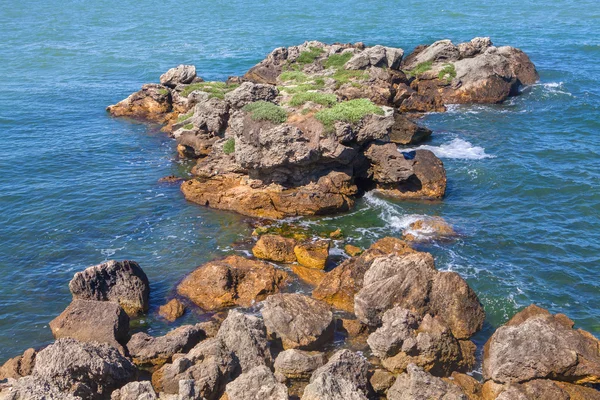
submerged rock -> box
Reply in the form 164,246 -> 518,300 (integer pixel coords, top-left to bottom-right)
176,255 -> 288,310
69,260 -> 150,317
157,298 -> 186,322
261,293 -> 334,350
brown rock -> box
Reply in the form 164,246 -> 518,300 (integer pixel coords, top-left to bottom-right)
294,240 -> 330,269
49,299 -> 129,352
329,228 -> 343,239
344,244 -> 363,257
370,369 -> 396,394
390,113 -> 432,145
404,217 -> 456,242
158,298 -> 186,322
107,84 -> 173,123
252,234 -> 297,263
313,237 -> 415,312
445,372 -> 483,400
0,348 -> 36,380
291,264 -> 327,286
177,255 -> 288,310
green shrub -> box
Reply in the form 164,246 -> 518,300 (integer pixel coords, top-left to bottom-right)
438,63 -> 457,82
177,110 -> 194,122
289,92 -> 337,107
157,88 -> 169,95
405,61 -> 433,78
324,52 -> 353,69
315,99 -> 384,131
296,47 -> 325,64
332,69 -> 368,88
280,80 -> 326,94
243,101 -> 287,124
223,138 -> 235,154
180,81 -> 239,98
279,71 -> 307,83
183,123 -> 194,130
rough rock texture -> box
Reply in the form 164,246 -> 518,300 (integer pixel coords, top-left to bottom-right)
224,82 -> 278,109
370,369 -> 396,394
302,350 -> 369,400
313,237 -> 415,312
367,307 -> 475,375
292,264 -> 327,286
483,305 -> 600,385
346,45 -> 404,70
261,293 -> 334,350
389,114 -> 432,145
0,377 -> 81,400
387,364 -> 468,400
69,260 -> 150,316
176,255 -> 288,310
483,379 -> 600,400
0,348 -> 36,380
159,337 -> 237,399
294,240 -> 330,269
216,310 -> 273,372
158,298 -> 185,322
127,324 -> 206,368
354,252 -> 485,339
110,381 -> 157,400
107,84 -> 173,123
252,234 -> 297,263
274,350 -> 327,380
345,244 -> 363,257
225,366 -> 288,400
49,299 -> 129,352
160,65 -> 197,87
27,338 -> 135,400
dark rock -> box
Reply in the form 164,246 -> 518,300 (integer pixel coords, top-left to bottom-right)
389,114 -> 432,145
69,260 -> 149,317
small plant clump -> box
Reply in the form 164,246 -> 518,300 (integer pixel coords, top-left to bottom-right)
289,92 -> 337,107
223,138 -> 235,154
157,88 -> 169,95
296,46 -> 325,65
279,71 -> 308,83
243,101 -> 288,124
180,81 -> 239,98
323,52 -> 353,69
315,98 -> 384,131
177,110 -> 194,122
332,69 -> 369,88
183,123 -> 194,130
438,63 -> 457,83
280,80 -> 326,94
405,61 -> 433,78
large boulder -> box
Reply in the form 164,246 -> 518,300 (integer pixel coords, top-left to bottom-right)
354,252 -> 484,339
313,237 -> 415,312
261,293 -> 334,350
389,114 -> 432,145
160,65 -> 197,87
0,348 -> 36,380
225,365 -> 288,400
294,240 -> 330,269
159,337 -> 237,399
483,379 -> 600,400
106,84 -> 172,123
176,255 -> 288,310
110,381 -> 157,400
274,349 -> 327,380
387,364 -> 468,400
216,310 -> 273,372
483,305 -> 600,385
49,299 -> 129,352
345,45 -> 404,70
69,260 -> 150,316
252,234 -> 297,263
225,82 -> 278,109
26,338 -> 135,400
127,324 -> 206,368
301,350 -> 369,400
367,307 -> 475,376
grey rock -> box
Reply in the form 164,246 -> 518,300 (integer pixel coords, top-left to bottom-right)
364,143 -> 415,185
457,37 -> 492,59
403,40 -> 460,70
346,45 -> 404,70
69,260 -> 150,316
274,349 -> 326,380
216,310 -> 272,372
225,82 -> 278,109
225,365 -> 288,400
49,299 -> 129,352
387,364 -> 467,400
0,376 -> 81,400
110,381 -> 157,400
261,293 -> 334,350
160,65 -> 197,87
127,324 -> 206,367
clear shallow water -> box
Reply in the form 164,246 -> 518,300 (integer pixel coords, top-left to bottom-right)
1,0 -> 599,362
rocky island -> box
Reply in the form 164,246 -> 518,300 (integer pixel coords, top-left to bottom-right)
2,38 -> 599,400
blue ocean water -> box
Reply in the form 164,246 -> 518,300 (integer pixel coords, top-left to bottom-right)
1,0 -> 599,362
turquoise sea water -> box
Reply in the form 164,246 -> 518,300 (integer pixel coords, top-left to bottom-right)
1,0 -> 599,363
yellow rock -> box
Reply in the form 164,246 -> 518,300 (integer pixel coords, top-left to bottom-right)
294,240 -> 330,270
344,244 -> 363,257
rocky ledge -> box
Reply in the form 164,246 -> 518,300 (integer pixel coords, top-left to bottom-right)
107,37 -> 537,219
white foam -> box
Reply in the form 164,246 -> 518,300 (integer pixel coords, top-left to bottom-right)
363,193 -> 424,232
401,138 -> 494,160
533,81 -> 572,96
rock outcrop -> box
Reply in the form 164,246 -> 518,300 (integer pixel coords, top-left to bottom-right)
387,364 -> 468,400
252,234 -> 297,263
225,365 -> 288,400
293,240 -> 330,269
176,255 -> 288,310
110,381 -> 157,400
160,65 -> 197,88
0,348 -> 36,381
274,349 -> 326,380
261,293 -> 335,350
69,260 -> 150,316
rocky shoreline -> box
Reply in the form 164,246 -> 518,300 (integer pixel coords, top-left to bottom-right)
1,38 -> 599,400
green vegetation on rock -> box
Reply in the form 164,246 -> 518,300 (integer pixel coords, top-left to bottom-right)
243,101 -> 287,124
157,88 -> 169,95
280,80 -> 326,94
180,81 -> 239,98
177,110 -> 194,122
296,46 -> 325,64
405,61 -> 432,78
332,69 -> 369,88
315,98 -> 384,131
289,92 -> 337,107
280,71 -> 308,83
324,52 -> 353,69
438,63 -> 457,82
223,138 -> 235,154
183,123 -> 194,130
